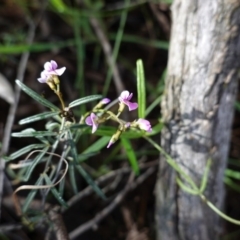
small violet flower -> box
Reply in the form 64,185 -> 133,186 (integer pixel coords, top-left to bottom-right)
85,113 -> 99,133
137,119 -> 152,132
43,60 -> 66,76
37,60 -> 66,84
118,90 -> 138,111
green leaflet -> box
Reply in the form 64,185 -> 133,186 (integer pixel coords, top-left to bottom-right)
22,176 -> 45,213
4,144 -> 46,161
15,80 -> 59,110
68,95 -> 102,108
19,111 -> 60,125
44,174 -> 68,208
12,128 -> 57,138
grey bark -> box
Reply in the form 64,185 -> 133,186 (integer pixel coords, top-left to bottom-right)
155,0 -> 240,240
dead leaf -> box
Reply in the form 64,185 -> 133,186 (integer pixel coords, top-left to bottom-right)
0,73 -> 14,104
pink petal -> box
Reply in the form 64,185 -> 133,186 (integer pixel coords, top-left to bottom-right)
44,62 -> 52,71
50,60 -> 58,70
107,140 -> 114,148
126,102 -> 138,111
127,93 -> 133,101
92,123 -> 98,133
85,113 -> 98,133
37,78 -> 47,83
37,71 -> 49,83
54,67 -> 66,76
85,116 -> 93,126
119,90 -> 130,100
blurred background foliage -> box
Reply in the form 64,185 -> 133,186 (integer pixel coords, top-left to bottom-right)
0,0 -> 170,239
1,0 -> 240,239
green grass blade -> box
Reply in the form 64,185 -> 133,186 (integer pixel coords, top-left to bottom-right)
235,102 -> 240,112
224,177 -> 240,192
0,40 -> 75,54
15,80 -> 60,110
136,59 -> 146,118
19,111 -> 60,125
109,34 -> 169,50
225,169 -> 240,180
68,95 -> 102,108
4,144 -> 46,161
121,137 -> 139,175
145,95 -> 162,117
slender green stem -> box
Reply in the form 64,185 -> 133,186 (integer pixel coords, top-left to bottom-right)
144,136 -> 198,190
200,194 -> 240,225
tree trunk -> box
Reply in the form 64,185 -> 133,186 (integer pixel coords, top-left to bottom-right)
155,0 -> 240,239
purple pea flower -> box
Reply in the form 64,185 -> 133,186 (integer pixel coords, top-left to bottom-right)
37,60 -> 66,84
85,113 -> 99,133
137,119 -> 152,132
43,60 -> 66,76
118,91 -> 138,111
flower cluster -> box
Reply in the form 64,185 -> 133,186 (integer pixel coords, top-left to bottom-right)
37,60 -> 152,149
85,90 -> 152,148
38,60 -> 66,90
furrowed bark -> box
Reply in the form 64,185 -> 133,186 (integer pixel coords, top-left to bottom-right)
155,0 -> 240,239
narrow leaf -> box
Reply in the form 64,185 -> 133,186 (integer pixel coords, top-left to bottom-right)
68,95 -> 102,108
136,59 -> 146,118
44,174 -> 68,208
23,148 -> 49,182
12,129 -> 57,138
224,177 -> 240,192
19,111 -> 60,125
4,144 -> 46,161
121,137 -> 139,175
79,136 -> 110,161
76,165 -> 106,200
22,176 -> 44,213
15,80 -> 59,110
225,169 -> 240,180
68,131 -> 106,200
69,162 -> 78,194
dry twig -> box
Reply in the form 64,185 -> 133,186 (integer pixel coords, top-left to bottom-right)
0,17 -> 35,219
90,17 -> 125,95
69,166 -> 156,239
